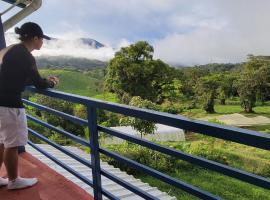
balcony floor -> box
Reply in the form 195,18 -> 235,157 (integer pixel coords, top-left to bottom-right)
0,152 -> 93,200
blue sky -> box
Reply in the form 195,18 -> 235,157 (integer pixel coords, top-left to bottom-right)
1,0 -> 270,65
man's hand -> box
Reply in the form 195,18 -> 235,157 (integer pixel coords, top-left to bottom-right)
48,76 -> 59,86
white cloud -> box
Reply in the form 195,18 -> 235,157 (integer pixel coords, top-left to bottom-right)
153,29 -> 249,65
3,0 -> 270,65
35,39 -> 115,61
116,39 -> 131,50
153,0 -> 270,65
5,32 -> 115,61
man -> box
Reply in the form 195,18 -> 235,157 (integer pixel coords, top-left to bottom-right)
0,22 -> 59,189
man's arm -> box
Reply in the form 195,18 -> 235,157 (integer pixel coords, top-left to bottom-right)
26,57 -> 55,89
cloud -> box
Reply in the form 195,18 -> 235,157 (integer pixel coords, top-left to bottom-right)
116,39 -> 132,50
5,32 -> 115,61
35,40 -> 115,61
2,0 -> 270,65
153,29 -> 250,65
153,0 -> 270,65
5,29 -> 132,62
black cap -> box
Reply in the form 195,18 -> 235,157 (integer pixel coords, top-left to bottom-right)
15,22 -> 51,40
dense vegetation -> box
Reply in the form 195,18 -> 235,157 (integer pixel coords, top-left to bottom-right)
36,55 -> 106,70
24,41 -> 270,200
105,42 -> 270,115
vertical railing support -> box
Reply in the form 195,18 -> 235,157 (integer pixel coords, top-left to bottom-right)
87,105 -> 102,200
0,16 -> 6,50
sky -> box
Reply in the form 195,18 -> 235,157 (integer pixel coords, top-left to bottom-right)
1,0 -> 270,66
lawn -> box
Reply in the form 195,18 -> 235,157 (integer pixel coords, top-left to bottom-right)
182,102 -> 270,119
136,168 -> 270,200
39,69 -> 103,97
104,138 -> 270,200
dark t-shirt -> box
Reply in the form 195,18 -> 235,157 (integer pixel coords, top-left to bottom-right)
0,43 -> 54,108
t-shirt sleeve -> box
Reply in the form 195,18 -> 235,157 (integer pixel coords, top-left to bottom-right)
26,56 -> 55,89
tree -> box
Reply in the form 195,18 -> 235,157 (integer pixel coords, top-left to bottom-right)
236,55 -> 270,112
128,96 -> 157,139
161,79 -> 183,103
236,74 -> 257,113
195,75 -> 220,113
180,67 -> 210,99
105,41 -> 173,103
216,73 -> 236,105
255,65 -> 270,104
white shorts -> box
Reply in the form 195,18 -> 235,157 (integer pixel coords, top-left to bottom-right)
0,106 -> 28,148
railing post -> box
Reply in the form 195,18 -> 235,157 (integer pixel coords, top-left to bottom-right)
87,105 -> 102,200
0,16 -> 6,50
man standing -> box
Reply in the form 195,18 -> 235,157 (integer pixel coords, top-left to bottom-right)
0,22 -> 59,189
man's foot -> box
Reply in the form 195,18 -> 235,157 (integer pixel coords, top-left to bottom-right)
0,177 -> 8,187
7,177 -> 38,190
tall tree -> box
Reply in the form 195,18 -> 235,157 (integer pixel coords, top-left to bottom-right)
236,55 -> 270,112
195,74 -> 219,113
181,67 -> 210,99
217,73 -> 236,105
105,41 -> 173,103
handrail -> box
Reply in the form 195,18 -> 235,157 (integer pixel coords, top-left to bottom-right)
25,86 -> 270,151
98,126 -> 270,189
23,86 -> 270,200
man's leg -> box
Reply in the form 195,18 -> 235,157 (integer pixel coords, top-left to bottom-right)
4,146 -> 37,190
0,144 -> 8,186
4,146 -> 18,181
0,144 -> 4,168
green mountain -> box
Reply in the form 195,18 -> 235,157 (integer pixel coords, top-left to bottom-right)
36,56 -> 107,70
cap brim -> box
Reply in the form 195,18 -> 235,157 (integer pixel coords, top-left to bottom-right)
43,34 -> 51,40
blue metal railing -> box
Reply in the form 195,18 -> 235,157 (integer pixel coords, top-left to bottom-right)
23,86 -> 270,200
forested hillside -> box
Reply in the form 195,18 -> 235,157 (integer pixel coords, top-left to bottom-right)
36,56 -> 106,70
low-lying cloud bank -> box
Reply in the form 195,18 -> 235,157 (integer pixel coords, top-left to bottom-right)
5,32 -> 115,62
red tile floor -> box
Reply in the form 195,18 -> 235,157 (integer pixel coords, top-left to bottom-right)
0,152 -> 93,200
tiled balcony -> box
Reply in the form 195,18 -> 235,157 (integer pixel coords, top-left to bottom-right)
0,152 -> 93,200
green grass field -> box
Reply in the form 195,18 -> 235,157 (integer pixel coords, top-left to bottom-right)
137,169 -> 270,200
183,103 -> 270,119
104,138 -> 270,200
40,69 -> 103,97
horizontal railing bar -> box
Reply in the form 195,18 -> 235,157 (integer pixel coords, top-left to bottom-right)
26,86 -> 94,105
28,128 -> 152,199
27,141 -> 94,187
101,189 -> 120,200
28,128 -> 92,169
25,87 -> 270,198
99,126 -> 270,190
29,128 -> 153,199
27,114 -> 91,148
99,148 -> 222,200
101,170 -> 159,200
28,128 -> 164,199
23,99 -> 88,126
28,130 -> 119,200
25,87 -> 270,151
